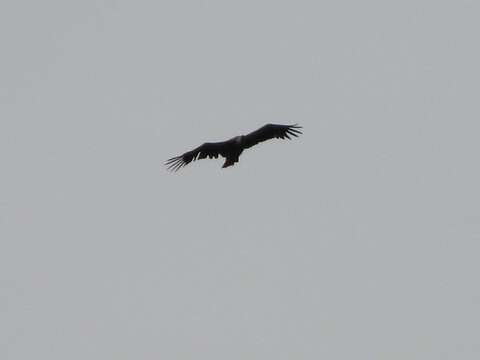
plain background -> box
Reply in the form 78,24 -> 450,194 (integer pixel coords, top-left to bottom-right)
1,0 -> 479,359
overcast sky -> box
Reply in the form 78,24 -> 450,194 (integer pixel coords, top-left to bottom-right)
1,1 -> 480,359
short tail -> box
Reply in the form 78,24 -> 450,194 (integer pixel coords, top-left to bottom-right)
222,157 -> 238,168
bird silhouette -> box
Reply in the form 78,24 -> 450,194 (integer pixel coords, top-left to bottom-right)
166,124 -> 302,171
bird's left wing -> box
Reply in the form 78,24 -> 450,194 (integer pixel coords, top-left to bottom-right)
165,141 -> 226,171
242,124 -> 302,149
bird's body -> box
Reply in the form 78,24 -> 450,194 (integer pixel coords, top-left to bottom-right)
166,124 -> 302,171
219,136 -> 244,168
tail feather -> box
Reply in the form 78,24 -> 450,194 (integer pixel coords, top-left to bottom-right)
222,157 -> 238,168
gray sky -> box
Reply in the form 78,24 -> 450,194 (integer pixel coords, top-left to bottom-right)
1,0 -> 480,359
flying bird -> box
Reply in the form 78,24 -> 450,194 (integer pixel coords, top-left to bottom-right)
166,123 -> 302,171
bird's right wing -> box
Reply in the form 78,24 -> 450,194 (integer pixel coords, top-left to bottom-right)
165,141 -> 227,171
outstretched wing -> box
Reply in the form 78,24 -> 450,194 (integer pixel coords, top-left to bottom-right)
165,141 -> 227,171
243,124 -> 302,149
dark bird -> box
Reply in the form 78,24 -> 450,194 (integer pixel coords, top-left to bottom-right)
166,124 -> 302,171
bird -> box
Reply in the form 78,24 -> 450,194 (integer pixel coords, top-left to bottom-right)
166,123 -> 302,171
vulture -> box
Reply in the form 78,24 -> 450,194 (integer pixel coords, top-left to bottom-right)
166,123 -> 302,171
